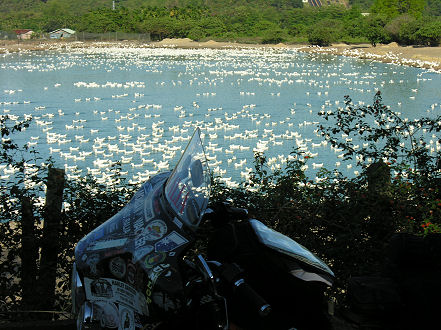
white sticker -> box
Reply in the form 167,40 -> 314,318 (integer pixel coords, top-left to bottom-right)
88,238 -> 128,251
155,231 -> 189,252
144,198 -> 153,220
84,253 -> 100,275
149,263 -> 170,280
109,257 -> 126,279
122,216 -> 131,234
87,278 -> 114,299
84,277 -> 148,315
173,217 -> 183,229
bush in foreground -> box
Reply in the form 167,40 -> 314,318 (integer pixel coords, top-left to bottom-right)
0,92 -> 440,319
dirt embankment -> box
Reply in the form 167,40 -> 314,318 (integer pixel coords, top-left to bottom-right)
1,39 -> 440,72
298,42 -> 441,72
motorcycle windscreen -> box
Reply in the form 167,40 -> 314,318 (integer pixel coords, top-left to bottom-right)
164,128 -> 210,231
250,219 -> 334,278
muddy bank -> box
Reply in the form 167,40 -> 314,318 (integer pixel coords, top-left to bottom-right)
1,39 -> 440,72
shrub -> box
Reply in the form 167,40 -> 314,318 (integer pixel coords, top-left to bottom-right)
342,17 -> 367,40
1,93 -> 440,318
398,18 -> 423,44
188,26 -> 206,41
364,15 -> 391,46
213,91 -> 441,302
287,24 -> 306,37
385,14 -> 415,43
307,25 -> 333,46
414,20 -> 441,46
307,19 -> 345,46
261,28 -> 287,44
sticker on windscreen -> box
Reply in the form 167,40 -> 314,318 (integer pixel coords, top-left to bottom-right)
143,219 -> 167,241
155,231 -> 189,252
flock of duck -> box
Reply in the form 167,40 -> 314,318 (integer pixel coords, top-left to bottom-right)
1,44 -> 440,189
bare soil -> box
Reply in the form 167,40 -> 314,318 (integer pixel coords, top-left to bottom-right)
1,39 -> 440,72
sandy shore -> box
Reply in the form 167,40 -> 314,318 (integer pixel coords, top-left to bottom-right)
1,39 -> 440,72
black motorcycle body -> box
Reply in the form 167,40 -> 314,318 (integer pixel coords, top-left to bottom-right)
72,128 -> 334,330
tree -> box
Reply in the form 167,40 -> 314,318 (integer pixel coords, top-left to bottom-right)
384,14 -> 415,42
261,27 -> 288,44
425,0 -> 441,16
397,0 -> 426,18
414,19 -> 441,45
364,15 -> 390,46
306,18 -> 344,46
307,25 -> 333,46
371,0 -> 427,19
40,1 -> 73,32
398,18 -> 423,44
188,26 -> 206,40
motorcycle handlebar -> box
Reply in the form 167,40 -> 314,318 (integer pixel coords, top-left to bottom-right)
233,279 -> 271,318
203,202 -> 249,227
227,206 -> 248,219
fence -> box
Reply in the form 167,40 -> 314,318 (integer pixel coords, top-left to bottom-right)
74,31 -> 150,42
0,31 -> 151,42
0,30 -> 18,40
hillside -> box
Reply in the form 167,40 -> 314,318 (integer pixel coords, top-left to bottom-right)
0,0 -> 439,49
0,0 -> 307,15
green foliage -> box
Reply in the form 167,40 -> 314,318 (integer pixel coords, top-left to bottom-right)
414,19 -> 441,45
187,26 -> 206,41
76,7 -> 137,33
212,92 -> 440,301
364,14 -> 391,46
307,24 -> 334,46
317,91 -> 441,176
371,0 -> 427,19
0,0 -> 439,46
1,93 -> 441,316
397,0 -> 427,18
308,18 -> 345,46
425,0 -> 441,16
398,17 -> 424,43
395,16 -> 441,45
308,18 -> 344,46
384,14 -> 415,41
261,28 -> 288,44
349,0 -> 376,9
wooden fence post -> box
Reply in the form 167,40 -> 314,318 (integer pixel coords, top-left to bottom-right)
367,160 -> 390,195
366,161 -> 393,237
20,196 -> 38,310
37,167 -> 65,313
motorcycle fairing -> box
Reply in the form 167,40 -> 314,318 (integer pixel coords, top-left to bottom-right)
73,129 -> 212,328
83,277 -> 149,315
249,219 -> 334,281
164,128 -> 210,232
290,268 -> 333,286
74,175 -> 192,326
74,172 -> 169,265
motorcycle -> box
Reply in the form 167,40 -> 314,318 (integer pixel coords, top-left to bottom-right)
71,128 -> 335,330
